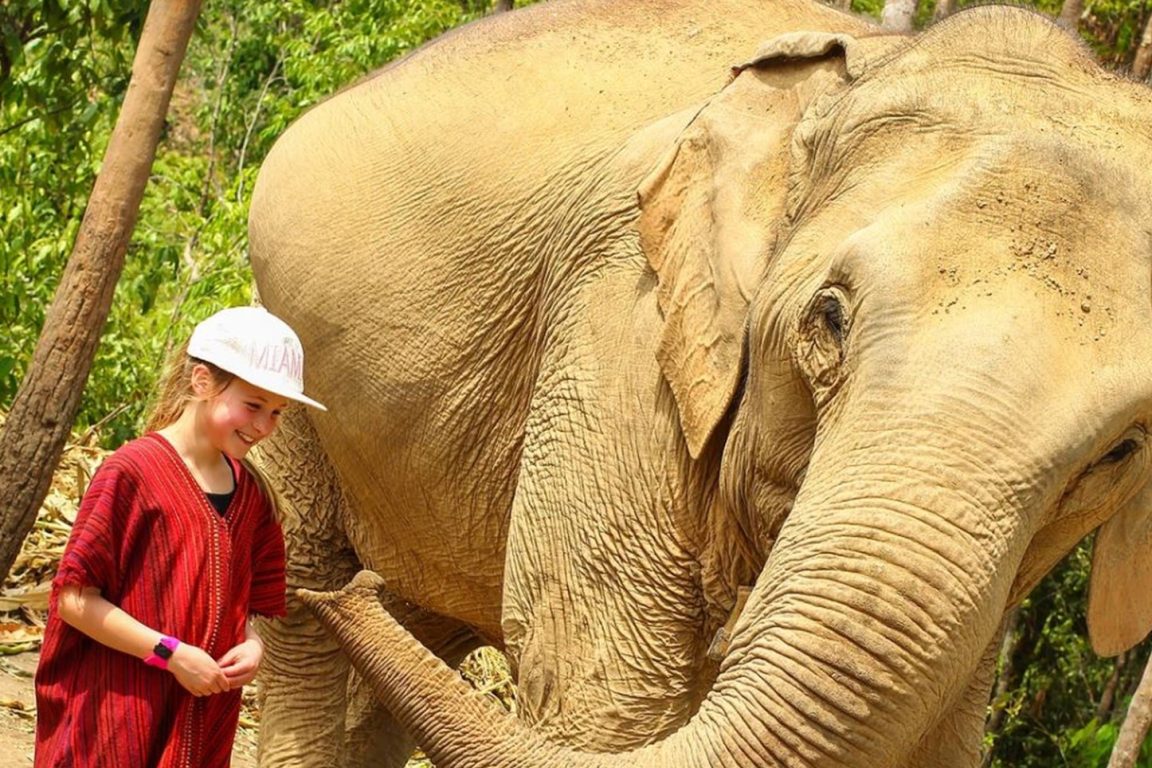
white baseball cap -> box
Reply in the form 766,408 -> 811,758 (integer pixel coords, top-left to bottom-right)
187,306 -> 327,411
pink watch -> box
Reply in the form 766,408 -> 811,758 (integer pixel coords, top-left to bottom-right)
143,636 -> 180,670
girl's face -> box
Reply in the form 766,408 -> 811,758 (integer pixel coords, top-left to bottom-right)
193,367 -> 290,458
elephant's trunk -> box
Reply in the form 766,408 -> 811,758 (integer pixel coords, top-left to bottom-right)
299,572 -> 603,768
301,448 -> 1014,768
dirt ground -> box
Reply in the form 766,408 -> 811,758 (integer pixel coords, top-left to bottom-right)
0,651 -> 39,768
0,650 -> 259,767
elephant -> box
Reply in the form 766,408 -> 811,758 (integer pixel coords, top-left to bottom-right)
246,0 -> 1152,765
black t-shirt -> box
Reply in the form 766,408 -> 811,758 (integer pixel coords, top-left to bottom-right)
204,456 -> 236,515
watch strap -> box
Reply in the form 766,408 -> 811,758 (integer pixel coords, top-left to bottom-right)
143,636 -> 180,670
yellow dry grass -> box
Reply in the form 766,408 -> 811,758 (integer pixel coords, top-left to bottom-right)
0,412 -> 106,653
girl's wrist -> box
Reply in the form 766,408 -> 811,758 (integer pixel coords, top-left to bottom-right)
143,635 -> 181,669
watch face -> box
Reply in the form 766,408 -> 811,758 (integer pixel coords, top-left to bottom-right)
154,641 -> 174,660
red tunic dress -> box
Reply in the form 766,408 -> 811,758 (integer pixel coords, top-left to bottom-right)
34,433 -> 287,767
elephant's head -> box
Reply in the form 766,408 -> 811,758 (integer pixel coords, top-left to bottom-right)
301,7 -> 1152,767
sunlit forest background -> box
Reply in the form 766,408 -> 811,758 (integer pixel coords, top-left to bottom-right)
2,0 -> 1152,765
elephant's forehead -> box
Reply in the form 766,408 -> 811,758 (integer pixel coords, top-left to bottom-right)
830,121 -> 1152,278
840,196 -> 1152,418
827,84 -> 1152,198
821,141 -> 1152,362
844,6 -> 1152,136
778,124 -> 1152,342
873,180 -> 1148,313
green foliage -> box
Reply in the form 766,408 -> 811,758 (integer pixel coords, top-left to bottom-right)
850,0 -> 886,20
1066,720 -> 1121,766
1,0 -> 493,445
986,541 -> 1152,767
1080,0 -> 1152,66
1,0 -> 145,442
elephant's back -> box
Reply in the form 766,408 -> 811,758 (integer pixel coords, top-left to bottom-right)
248,0 -> 871,427
246,0 -> 871,631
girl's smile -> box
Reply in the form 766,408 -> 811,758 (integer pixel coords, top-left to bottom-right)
203,378 -> 290,459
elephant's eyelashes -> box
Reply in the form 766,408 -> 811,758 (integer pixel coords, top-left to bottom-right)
1100,437 -> 1140,465
821,295 -> 846,344
1059,429 -> 1148,529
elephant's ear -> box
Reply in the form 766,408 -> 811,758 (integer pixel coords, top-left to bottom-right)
1088,482 -> 1152,656
732,31 -> 872,80
638,32 -> 860,458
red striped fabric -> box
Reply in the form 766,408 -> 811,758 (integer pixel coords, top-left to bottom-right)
34,433 -> 287,767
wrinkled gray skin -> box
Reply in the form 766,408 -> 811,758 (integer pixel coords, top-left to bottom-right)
247,0 -> 1152,766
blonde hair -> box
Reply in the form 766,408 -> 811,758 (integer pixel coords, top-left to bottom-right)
144,338 -> 237,433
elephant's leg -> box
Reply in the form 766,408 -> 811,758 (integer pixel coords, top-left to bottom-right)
253,408 -> 363,767
343,671 -> 412,768
257,601 -> 355,766
900,616 -> 1003,768
260,592 -> 480,767
255,409 -> 490,766
499,278 -> 751,750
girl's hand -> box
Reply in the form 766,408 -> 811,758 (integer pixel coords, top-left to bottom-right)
169,644 -> 231,696
217,638 -> 264,689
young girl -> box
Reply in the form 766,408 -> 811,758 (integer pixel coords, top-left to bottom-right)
34,306 -> 326,767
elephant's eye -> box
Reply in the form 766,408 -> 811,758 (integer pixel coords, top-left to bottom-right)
805,286 -> 850,350
797,285 -> 852,401
1101,438 -> 1140,465
1059,429 -> 1148,529
821,295 -> 845,344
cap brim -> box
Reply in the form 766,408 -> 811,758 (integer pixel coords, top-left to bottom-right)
282,391 -> 328,412
231,367 -> 328,412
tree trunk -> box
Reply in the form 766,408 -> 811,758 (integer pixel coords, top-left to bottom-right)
492,0 -> 514,12
933,0 -> 957,22
1133,11 -> 1152,81
1109,649 -> 1152,768
0,0 -> 202,579
881,0 -> 919,32
981,608 -> 1022,768
1098,652 -> 1127,723
1058,0 -> 1084,31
